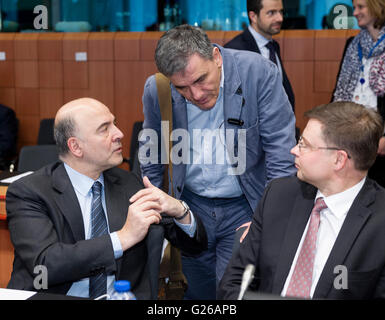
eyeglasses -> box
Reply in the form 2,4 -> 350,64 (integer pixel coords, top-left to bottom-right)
297,135 -> 351,159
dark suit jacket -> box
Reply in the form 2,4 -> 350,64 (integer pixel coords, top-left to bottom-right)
224,28 -> 295,112
218,176 -> 385,300
6,162 -> 207,299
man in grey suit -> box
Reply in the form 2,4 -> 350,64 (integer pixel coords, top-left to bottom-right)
219,101 -> 385,300
140,24 -> 296,299
6,98 -> 207,299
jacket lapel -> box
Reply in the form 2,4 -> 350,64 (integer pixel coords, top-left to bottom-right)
272,182 -> 317,294
313,180 -> 375,299
52,163 -> 85,242
242,28 -> 261,53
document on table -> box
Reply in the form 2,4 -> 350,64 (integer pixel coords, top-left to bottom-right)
0,288 -> 36,300
0,171 -> 33,184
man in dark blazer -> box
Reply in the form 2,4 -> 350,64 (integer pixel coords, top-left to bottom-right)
6,98 -> 207,299
224,0 -> 295,112
0,104 -> 17,170
218,101 -> 385,300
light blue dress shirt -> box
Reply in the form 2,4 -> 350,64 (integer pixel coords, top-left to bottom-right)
184,62 -> 243,198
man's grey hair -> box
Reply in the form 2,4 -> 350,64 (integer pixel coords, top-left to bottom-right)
155,24 -> 214,77
54,116 -> 76,156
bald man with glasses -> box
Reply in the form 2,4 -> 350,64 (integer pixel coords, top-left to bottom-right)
219,101 -> 385,300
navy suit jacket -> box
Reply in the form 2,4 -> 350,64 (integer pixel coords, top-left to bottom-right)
224,28 -> 295,112
218,176 -> 385,300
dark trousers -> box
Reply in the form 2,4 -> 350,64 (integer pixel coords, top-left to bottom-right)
180,188 -> 253,300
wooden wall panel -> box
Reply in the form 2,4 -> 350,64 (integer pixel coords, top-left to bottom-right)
63,61 -> 88,89
38,33 -> 63,61
63,33 -> 89,61
140,32 -> 163,61
206,31 -> 225,45
88,61 -> 114,111
15,88 -> 40,116
314,30 -> 347,61
284,30 -> 315,61
114,32 -> 141,61
222,31 -> 241,45
17,115 -> 40,147
314,61 -> 341,93
88,33 -> 114,61
14,61 -> 39,88
285,61 -> 315,131
114,60 -> 157,157
38,61 -> 63,88
39,89 -> 63,118
14,33 -> 39,60
0,61 -> 15,87
0,88 -> 16,110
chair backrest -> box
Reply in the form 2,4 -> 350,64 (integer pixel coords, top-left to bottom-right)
37,118 -> 55,145
18,145 -> 59,172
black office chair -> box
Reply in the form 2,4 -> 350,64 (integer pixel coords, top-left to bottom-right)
17,145 -> 59,172
124,121 -> 143,171
37,118 -> 55,145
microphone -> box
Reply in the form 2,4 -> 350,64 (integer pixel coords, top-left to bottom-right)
237,264 -> 255,300
227,118 -> 244,126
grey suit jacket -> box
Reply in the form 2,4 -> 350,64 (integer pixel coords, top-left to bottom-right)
6,162 -> 207,299
140,45 -> 296,212
218,176 -> 385,300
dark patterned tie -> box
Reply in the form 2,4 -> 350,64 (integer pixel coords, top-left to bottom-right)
286,197 -> 327,299
89,181 -> 108,299
265,41 -> 278,66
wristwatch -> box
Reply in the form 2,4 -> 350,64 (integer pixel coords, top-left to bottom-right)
175,200 -> 191,220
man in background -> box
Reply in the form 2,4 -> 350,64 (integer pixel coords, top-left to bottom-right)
225,0 -> 295,113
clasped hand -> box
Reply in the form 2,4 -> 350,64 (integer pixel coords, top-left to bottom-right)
117,176 -> 186,251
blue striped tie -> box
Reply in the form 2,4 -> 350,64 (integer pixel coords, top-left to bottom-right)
89,181 -> 108,299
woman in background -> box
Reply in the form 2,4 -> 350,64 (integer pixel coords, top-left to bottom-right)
333,0 -> 385,186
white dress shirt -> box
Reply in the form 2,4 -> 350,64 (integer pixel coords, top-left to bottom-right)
281,177 -> 366,298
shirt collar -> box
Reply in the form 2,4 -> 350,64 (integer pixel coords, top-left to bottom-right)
316,177 -> 366,219
64,163 -> 104,197
248,25 -> 270,49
